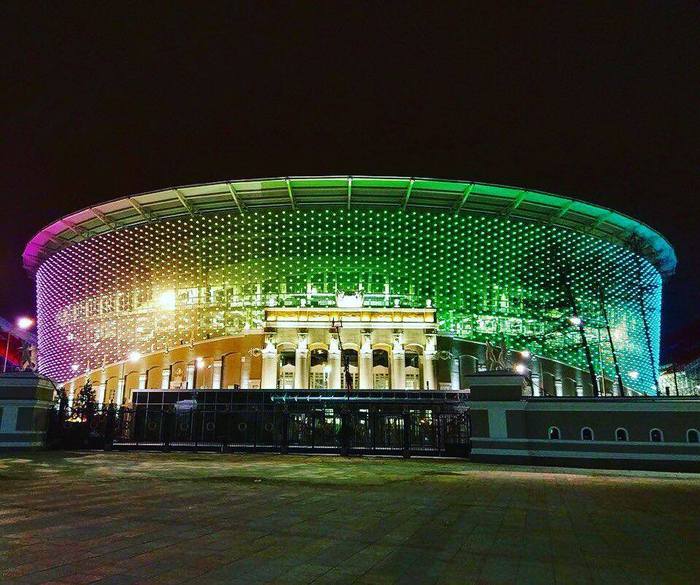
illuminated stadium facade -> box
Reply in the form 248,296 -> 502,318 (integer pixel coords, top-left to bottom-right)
24,177 -> 676,402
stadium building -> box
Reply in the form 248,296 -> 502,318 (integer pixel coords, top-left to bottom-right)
23,177 -> 676,404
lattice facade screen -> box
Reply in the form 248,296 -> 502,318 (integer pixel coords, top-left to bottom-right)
36,208 -> 662,392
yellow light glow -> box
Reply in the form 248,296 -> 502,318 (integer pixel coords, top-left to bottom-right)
157,290 -> 176,310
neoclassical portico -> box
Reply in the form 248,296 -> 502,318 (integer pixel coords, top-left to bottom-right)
261,305 -> 439,390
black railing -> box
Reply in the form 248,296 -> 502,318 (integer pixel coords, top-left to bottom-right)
46,390 -> 471,457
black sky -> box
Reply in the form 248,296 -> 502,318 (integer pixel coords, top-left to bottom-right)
1,1 -> 698,358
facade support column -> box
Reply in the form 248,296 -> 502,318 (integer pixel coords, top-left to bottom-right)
359,333 -> 373,389
161,368 -> 171,390
391,334 -> 406,390
261,338 -> 278,389
186,364 -> 195,389
240,355 -> 251,389
532,375 -> 542,396
328,335 -> 341,389
423,334 -> 437,391
294,333 -> 309,389
450,357 -> 460,390
97,376 -> 106,405
115,379 -> 124,405
211,359 -> 223,389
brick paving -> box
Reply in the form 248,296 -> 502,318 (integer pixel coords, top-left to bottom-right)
0,452 -> 698,584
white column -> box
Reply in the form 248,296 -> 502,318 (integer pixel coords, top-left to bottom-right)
612,379 -> 621,396
359,333 -> 373,390
391,334 -> 405,390
423,335 -> 437,391
261,339 -> 278,389
186,364 -> 195,389
138,373 -> 147,389
328,335 -> 341,389
161,368 -> 171,390
555,378 -> 563,397
294,334 -> 309,389
211,359 -> 223,389
96,380 -> 106,405
240,355 -> 251,389
450,357 -> 460,390
532,372 -> 541,396
115,379 -> 124,405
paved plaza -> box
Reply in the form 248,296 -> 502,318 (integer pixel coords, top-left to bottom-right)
0,452 -> 698,584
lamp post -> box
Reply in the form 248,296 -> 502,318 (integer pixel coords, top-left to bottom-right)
3,316 -> 34,373
330,317 -> 351,398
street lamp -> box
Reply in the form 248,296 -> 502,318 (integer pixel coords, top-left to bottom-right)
3,316 -> 35,373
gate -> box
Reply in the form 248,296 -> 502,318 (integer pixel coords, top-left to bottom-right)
437,410 -> 471,457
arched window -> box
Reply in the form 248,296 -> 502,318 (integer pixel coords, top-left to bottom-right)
278,351 -> 296,390
309,349 -> 329,389
615,428 -> 628,442
405,351 -> 420,390
547,426 -> 560,440
372,349 -> 390,390
687,429 -> 699,443
650,428 -> 664,443
581,427 -> 594,441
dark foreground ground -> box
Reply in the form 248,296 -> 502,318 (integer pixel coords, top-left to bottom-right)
1,453 -> 698,584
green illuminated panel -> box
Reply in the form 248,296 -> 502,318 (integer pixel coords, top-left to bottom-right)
36,208 -> 662,393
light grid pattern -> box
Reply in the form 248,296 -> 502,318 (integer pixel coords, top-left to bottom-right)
36,208 -> 662,392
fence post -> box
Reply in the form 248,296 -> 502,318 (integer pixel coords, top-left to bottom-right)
402,410 -> 411,458
162,408 -> 172,452
340,407 -> 351,456
280,408 -> 289,454
104,403 -> 115,451
310,411 -> 316,450
221,410 -> 230,453
253,407 -> 258,452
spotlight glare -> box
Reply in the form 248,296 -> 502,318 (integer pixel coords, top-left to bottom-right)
17,316 -> 34,330
157,291 -> 177,310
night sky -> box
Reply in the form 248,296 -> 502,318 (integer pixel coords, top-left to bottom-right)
2,2 -> 698,359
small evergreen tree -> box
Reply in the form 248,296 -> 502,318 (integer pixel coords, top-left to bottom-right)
74,379 -> 96,421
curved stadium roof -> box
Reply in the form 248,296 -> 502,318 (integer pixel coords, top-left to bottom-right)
23,176 -> 677,278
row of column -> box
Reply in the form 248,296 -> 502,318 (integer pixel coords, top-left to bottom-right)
261,333 -> 439,390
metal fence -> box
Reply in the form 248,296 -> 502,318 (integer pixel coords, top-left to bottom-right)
47,390 -> 471,457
